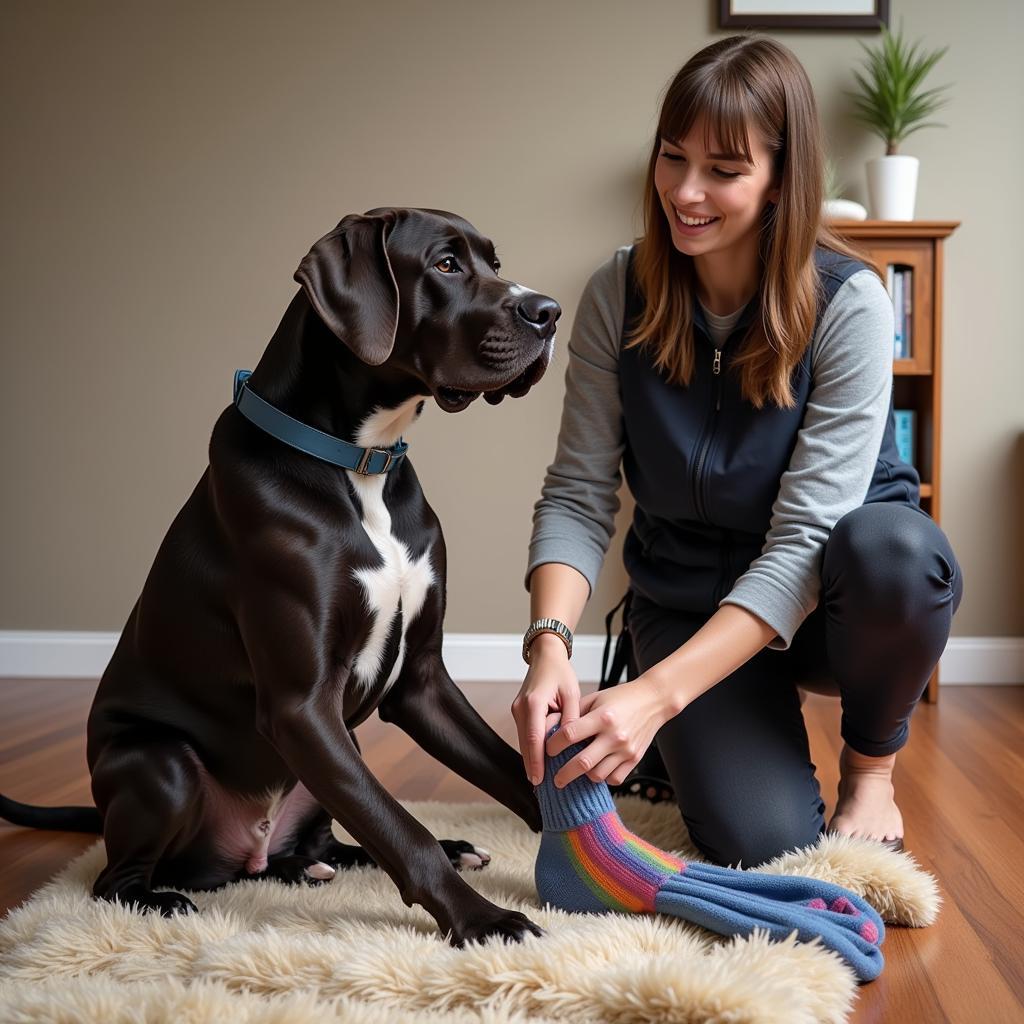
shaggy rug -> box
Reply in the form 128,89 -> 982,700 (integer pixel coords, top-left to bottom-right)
0,797 -> 940,1024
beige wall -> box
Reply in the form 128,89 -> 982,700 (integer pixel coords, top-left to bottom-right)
2,0 -> 1021,638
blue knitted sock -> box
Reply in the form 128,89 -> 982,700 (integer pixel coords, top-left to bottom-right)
535,723 -> 886,983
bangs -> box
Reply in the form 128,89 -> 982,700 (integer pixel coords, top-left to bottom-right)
636,34 -> 833,409
658,73 -> 754,164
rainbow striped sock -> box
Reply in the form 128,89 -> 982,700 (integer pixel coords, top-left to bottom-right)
534,740 -> 685,914
534,722 -> 887,982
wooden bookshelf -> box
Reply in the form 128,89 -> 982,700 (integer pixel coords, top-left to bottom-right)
830,220 -> 959,703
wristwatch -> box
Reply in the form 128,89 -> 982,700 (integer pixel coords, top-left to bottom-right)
522,617 -> 573,664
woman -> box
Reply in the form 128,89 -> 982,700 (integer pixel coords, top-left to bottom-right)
512,34 -> 962,868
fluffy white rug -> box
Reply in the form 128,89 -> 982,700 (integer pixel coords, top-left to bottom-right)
0,797 -> 940,1024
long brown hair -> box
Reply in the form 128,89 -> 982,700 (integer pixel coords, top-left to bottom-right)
628,35 -> 879,409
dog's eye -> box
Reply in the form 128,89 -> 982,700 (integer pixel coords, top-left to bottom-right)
434,257 -> 460,274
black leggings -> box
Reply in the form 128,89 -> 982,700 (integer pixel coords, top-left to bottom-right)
627,502 -> 963,869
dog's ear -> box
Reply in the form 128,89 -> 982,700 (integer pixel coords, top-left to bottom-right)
293,210 -> 399,366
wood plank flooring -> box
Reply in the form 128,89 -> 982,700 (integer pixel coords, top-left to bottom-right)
1,678 -> 1022,1022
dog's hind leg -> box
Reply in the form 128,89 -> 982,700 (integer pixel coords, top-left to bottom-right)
90,736 -> 204,916
292,766 -> 490,873
291,803 -> 377,869
255,852 -> 339,885
299,811 -> 485,868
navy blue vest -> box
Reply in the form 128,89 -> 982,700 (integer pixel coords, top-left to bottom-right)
619,244 -> 919,613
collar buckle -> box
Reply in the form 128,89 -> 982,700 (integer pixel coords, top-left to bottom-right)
356,447 -> 393,475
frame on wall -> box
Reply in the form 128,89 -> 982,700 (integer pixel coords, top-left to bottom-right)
718,0 -> 890,30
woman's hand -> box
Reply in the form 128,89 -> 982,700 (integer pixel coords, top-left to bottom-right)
512,633 -> 582,785
544,677 -> 674,789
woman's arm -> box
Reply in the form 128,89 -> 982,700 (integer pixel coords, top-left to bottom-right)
543,602 -> 778,788
718,268 -> 896,650
528,561 -> 590,631
513,562 -> 590,784
514,247 -> 632,784
643,604 -> 778,715
525,246 -> 631,596
546,267 -> 896,785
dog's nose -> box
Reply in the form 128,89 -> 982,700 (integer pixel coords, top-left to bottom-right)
516,295 -> 561,336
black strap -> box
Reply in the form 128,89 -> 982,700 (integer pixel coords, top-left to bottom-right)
599,589 -> 634,690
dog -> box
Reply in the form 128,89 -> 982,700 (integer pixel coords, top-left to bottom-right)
0,207 -> 560,947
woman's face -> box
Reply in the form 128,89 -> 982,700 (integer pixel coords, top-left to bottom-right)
654,114 -> 781,257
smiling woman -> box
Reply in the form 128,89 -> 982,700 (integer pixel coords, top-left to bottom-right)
627,39 -> 855,405
515,33 -> 963,874
654,129 -> 767,268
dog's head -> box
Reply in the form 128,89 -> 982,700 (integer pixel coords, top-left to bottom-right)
294,208 -> 560,412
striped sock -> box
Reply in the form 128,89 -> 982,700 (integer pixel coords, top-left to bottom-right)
534,736 -> 685,914
534,722 -> 887,982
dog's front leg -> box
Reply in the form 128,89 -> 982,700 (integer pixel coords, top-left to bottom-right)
259,688 -> 543,945
243,621 -> 542,947
379,652 -> 542,833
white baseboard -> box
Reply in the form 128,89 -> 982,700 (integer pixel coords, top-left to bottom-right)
931,637 -> 1024,686
0,631 -> 121,680
0,631 -> 1021,685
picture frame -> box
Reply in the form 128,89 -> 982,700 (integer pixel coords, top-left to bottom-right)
718,0 -> 890,30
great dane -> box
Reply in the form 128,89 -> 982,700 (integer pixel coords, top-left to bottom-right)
0,207 -> 560,947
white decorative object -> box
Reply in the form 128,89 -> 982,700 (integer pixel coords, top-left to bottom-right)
866,155 -> 919,221
823,198 -> 868,221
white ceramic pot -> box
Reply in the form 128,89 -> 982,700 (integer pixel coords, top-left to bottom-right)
866,155 -> 919,221
823,198 -> 868,221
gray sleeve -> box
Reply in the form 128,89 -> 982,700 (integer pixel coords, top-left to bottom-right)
719,268 -> 896,650
524,247 -> 631,595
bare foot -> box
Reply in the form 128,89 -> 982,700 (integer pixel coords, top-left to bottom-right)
827,744 -> 904,843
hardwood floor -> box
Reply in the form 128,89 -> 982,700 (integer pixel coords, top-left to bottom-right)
1,677 -> 1022,1022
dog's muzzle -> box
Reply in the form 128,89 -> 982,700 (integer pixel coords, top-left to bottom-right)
435,339 -> 554,412
482,343 -> 553,405
433,291 -> 560,413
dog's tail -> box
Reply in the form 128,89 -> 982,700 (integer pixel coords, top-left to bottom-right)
0,793 -> 102,833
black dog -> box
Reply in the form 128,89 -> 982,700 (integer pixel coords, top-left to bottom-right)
0,207 -> 560,947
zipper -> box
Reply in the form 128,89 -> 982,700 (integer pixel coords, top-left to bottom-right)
692,349 -> 724,522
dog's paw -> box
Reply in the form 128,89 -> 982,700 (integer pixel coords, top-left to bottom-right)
303,861 -> 337,883
113,888 -> 198,917
439,839 -> 492,871
262,854 -> 337,886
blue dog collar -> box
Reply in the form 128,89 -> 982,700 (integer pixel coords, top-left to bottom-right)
232,370 -> 408,475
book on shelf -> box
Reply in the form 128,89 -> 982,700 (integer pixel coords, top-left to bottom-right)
903,268 -> 913,359
886,265 -> 913,360
894,408 -> 916,466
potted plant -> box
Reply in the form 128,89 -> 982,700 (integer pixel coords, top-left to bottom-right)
822,156 -> 867,221
846,21 -> 951,220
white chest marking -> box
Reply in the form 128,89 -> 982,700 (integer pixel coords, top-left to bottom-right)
348,398 -> 434,695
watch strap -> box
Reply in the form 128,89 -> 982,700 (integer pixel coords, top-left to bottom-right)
523,618 -> 573,663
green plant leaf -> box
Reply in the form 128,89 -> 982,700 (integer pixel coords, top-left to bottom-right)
847,21 -> 951,150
